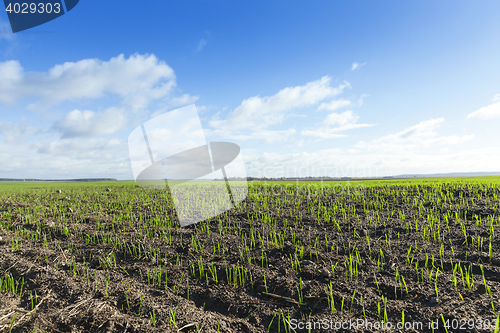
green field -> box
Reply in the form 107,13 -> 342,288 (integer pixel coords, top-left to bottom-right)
1,177 -> 500,332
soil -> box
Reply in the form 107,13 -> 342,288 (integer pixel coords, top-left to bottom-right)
0,182 -> 499,332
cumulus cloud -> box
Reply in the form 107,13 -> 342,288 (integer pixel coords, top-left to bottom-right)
35,137 -> 125,157
0,54 -> 184,109
243,146 -> 500,179
52,107 -> 127,138
0,118 -> 37,143
0,54 -> 205,179
351,62 -> 366,70
168,94 -> 199,107
210,76 -> 350,130
467,101 -> 500,119
0,118 -> 132,179
356,118 -> 473,151
302,110 -> 373,139
317,99 -> 351,111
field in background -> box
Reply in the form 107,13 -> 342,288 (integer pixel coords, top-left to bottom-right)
252,175 -> 500,186
1,177 -> 500,332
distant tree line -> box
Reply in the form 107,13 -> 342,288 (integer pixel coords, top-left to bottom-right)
0,178 -> 118,182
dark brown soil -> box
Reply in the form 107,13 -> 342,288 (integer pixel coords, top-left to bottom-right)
1,182 -> 499,332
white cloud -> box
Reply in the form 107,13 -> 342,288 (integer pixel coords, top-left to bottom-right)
197,39 -> 207,51
0,54 -> 206,179
35,137 -> 125,158
210,76 -> 350,130
205,128 -> 296,144
0,119 -> 132,179
467,101 -> 500,119
358,94 -> 369,106
149,96 -> 201,118
322,111 -> 364,127
493,94 -> 500,102
351,62 -> 366,70
243,146 -> 500,179
0,54 -> 182,109
0,18 -> 14,41
0,60 -> 23,104
204,128 -> 252,141
52,107 -> 127,138
250,129 -> 297,144
302,110 -> 373,139
0,118 -> 37,143
317,99 -> 351,111
356,118 -> 473,151
301,131 -> 346,139
196,105 -> 214,114
168,94 -> 199,107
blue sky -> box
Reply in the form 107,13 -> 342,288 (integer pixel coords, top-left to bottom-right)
1,0 -> 500,179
